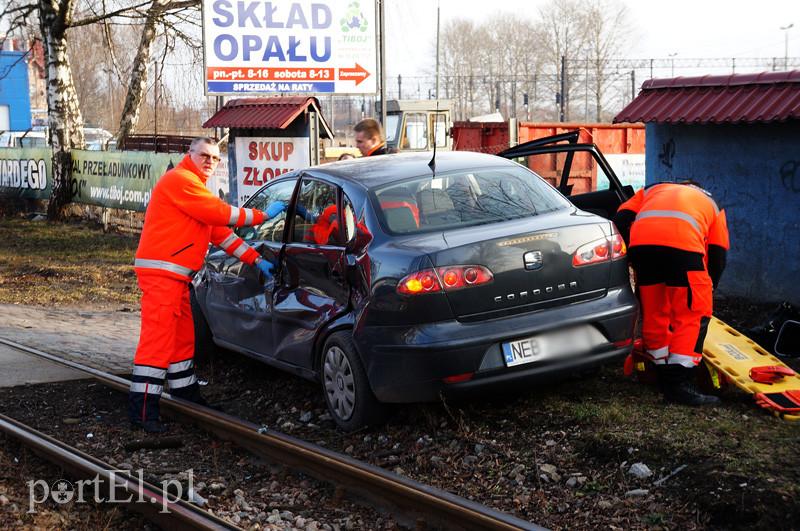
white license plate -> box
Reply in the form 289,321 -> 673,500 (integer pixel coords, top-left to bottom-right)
502,326 -> 604,368
502,336 -> 551,367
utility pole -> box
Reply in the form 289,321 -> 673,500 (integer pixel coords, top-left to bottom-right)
511,79 -> 517,119
329,94 -> 335,137
215,96 -> 223,141
435,2 -> 440,100
379,0 -> 386,128
630,70 -> 636,103
781,23 -> 794,70
585,53 -> 589,122
153,57 -> 158,151
559,55 -> 566,122
397,74 -> 402,100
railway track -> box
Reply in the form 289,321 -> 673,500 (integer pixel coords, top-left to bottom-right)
0,337 -> 544,531
0,413 -> 238,530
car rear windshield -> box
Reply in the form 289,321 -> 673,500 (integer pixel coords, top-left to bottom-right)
372,166 -> 569,234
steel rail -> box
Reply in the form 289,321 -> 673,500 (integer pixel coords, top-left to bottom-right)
0,337 -> 545,531
0,413 -> 239,531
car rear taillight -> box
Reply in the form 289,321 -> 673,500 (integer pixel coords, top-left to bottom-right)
572,234 -> 627,267
397,265 -> 493,295
443,372 -> 474,384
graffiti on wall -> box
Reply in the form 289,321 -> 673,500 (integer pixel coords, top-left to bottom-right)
779,160 -> 800,193
658,138 -> 676,169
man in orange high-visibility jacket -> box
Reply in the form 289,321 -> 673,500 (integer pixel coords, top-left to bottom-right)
130,137 -> 284,432
614,181 -> 729,406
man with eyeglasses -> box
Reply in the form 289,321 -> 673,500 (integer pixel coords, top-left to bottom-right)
130,137 -> 284,433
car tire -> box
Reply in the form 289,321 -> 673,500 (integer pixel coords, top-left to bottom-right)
321,331 -> 385,432
190,288 -> 217,371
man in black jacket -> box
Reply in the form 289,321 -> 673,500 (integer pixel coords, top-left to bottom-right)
354,118 -> 388,157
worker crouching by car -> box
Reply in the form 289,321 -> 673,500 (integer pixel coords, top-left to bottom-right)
130,137 -> 283,433
614,181 -> 729,406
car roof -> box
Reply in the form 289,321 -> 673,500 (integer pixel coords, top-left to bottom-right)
309,151 -> 519,190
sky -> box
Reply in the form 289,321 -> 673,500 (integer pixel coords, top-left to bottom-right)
384,0 -> 800,80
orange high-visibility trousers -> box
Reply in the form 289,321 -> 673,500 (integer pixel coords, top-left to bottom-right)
639,270 -> 713,368
130,273 -> 197,403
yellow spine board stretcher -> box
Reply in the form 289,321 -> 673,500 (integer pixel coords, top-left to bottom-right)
702,317 -> 800,421
628,316 -> 800,421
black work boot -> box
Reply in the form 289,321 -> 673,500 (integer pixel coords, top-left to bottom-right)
659,365 -> 720,406
169,382 -> 211,408
128,391 -> 168,433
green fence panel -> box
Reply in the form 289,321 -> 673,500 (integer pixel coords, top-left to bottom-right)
70,150 -> 180,212
0,147 -> 53,200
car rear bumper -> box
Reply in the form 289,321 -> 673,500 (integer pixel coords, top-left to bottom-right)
355,287 -> 638,402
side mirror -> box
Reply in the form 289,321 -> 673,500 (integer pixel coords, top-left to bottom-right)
775,320 -> 800,358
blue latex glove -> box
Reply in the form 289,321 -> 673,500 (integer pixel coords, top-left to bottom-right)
295,204 -> 317,222
265,201 -> 286,219
255,258 -> 274,279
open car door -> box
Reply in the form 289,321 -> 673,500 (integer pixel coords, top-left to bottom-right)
497,130 -> 635,219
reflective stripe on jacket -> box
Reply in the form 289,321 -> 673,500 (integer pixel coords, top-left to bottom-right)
617,183 -> 730,255
135,155 -> 265,280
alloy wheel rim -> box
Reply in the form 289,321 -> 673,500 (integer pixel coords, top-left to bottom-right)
323,346 -> 355,421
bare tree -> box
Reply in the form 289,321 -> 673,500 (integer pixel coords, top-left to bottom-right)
484,14 -> 542,120
440,19 -> 481,120
2,0 -> 151,218
2,0 -> 199,217
584,0 -> 632,121
115,0 -> 200,148
537,0 -> 590,121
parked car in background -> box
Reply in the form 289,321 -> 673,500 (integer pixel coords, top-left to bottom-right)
0,130 -> 48,148
192,136 -> 638,431
0,127 -> 113,150
83,127 -> 113,150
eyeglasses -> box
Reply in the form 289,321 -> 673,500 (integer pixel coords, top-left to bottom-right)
193,151 -> 221,163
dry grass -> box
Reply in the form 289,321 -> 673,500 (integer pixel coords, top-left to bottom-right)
0,218 -> 139,308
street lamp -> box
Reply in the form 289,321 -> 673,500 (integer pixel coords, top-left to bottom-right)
668,52 -> 678,77
781,24 -> 794,70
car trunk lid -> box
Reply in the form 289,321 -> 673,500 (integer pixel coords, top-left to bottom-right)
432,212 -> 613,321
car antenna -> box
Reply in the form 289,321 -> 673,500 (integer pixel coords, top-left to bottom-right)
428,101 -> 439,176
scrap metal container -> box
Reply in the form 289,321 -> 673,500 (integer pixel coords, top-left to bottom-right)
452,122 -> 645,192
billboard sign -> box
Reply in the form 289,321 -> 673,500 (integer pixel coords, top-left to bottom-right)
234,137 -> 309,205
70,150 -> 178,212
0,147 -> 52,199
202,0 -> 377,95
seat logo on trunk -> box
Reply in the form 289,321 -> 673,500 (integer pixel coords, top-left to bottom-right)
523,251 -> 543,271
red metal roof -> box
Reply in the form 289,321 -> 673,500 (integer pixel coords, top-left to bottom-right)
203,96 -> 332,137
614,70 -> 800,124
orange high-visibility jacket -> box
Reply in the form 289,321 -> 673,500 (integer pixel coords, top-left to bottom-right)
617,183 -> 730,255
135,155 -> 265,281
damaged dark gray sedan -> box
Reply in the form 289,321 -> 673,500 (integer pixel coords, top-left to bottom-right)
192,142 -> 638,431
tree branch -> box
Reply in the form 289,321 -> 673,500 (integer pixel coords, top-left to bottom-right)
69,0 -> 152,28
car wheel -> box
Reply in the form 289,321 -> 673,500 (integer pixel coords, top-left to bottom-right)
321,331 -> 385,432
190,288 -> 217,371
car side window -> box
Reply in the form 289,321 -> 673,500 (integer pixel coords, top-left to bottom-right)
236,178 -> 297,242
292,179 -> 343,246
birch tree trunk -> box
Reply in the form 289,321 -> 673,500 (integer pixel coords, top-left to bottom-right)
39,0 -> 85,219
115,0 -> 171,149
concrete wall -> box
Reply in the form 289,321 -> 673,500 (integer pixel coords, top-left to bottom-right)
645,122 -> 800,304
0,52 -> 32,130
